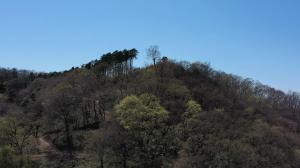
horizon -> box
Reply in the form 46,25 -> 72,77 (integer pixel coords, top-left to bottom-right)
1,0 -> 300,92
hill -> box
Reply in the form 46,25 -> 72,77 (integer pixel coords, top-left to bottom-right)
1,49 -> 300,168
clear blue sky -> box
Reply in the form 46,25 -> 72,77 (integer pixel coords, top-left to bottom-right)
0,0 -> 300,92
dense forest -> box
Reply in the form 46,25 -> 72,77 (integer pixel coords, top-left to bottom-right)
1,47 -> 300,168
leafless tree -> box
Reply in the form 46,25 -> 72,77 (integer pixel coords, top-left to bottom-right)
146,45 -> 161,66
6,119 -> 32,155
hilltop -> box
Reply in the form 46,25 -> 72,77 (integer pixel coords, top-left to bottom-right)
1,48 -> 300,168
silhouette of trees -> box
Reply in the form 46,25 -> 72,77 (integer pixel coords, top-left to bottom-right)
83,49 -> 138,79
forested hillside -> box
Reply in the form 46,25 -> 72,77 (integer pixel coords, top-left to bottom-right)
1,48 -> 300,168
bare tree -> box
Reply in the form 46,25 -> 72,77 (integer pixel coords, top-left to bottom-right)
46,83 -> 81,154
146,45 -> 161,66
5,119 -> 32,155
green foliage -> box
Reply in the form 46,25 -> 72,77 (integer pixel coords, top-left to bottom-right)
116,94 -> 168,130
183,100 -> 203,120
116,94 -> 177,167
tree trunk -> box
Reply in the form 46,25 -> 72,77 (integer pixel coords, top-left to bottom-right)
122,144 -> 128,168
64,118 -> 73,153
100,156 -> 104,168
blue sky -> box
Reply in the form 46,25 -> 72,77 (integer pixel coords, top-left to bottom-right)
0,0 -> 299,92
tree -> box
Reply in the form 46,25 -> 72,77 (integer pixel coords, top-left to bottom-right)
47,83 -> 81,153
116,94 -> 168,130
146,45 -> 161,66
156,56 -> 168,85
88,132 -> 107,168
0,147 -> 16,168
183,100 -> 203,120
98,49 -> 138,78
2,118 -> 32,155
0,82 -> 5,93
87,120 -> 136,168
116,94 -> 176,167
177,100 -> 202,142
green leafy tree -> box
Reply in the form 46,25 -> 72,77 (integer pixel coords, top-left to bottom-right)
116,94 -> 168,130
183,100 -> 203,120
116,94 -> 175,168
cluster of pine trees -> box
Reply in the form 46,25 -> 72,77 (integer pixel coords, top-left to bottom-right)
0,48 -> 300,168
